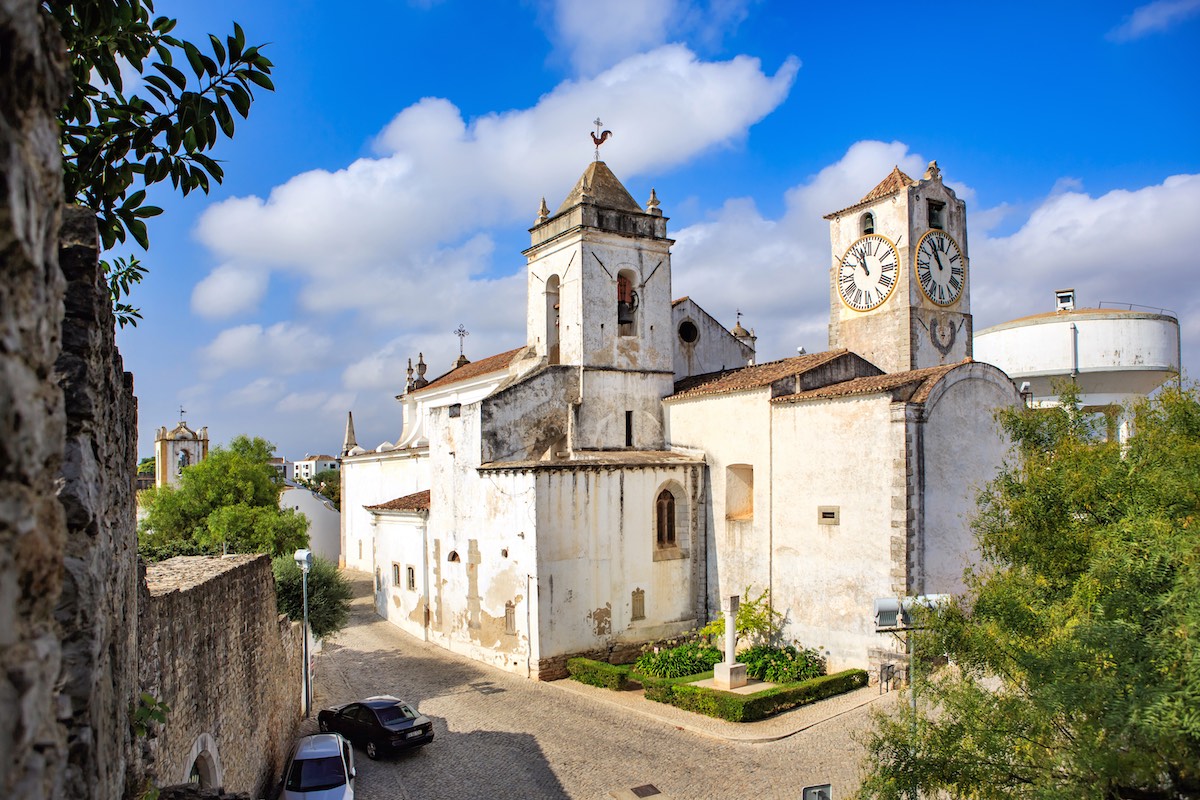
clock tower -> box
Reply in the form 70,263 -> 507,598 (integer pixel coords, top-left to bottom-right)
825,161 -> 971,373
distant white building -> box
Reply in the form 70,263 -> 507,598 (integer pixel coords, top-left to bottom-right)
268,457 -> 294,483
280,485 -> 340,564
294,454 -> 339,483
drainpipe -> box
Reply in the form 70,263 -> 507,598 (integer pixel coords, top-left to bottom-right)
526,573 -> 533,679
1070,323 -> 1079,383
421,515 -> 430,642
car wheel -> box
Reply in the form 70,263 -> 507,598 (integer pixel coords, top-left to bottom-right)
318,719 -> 329,732
366,741 -> 379,760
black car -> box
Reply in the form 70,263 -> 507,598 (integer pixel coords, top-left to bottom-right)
317,695 -> 435,759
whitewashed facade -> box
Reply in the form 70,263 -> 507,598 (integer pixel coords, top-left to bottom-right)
343,159 -> 1023,679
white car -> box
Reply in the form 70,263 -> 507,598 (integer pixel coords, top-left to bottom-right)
281,733 -> 356,799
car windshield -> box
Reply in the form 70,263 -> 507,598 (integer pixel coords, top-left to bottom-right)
375,704 -> 417,725
285,755 -> 346,792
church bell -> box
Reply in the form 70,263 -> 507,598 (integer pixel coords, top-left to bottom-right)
617,276 -> 639,325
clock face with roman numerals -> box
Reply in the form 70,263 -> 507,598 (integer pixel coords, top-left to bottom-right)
915,230 -> 966,306
838,234 -> 899,312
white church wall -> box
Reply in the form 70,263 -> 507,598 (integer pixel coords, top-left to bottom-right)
920,365 -> 1019,595
571,370 -> 673,451
340,448 -> 429,571
671,298 -> 754,380
424,402 -> 539,676
663,388 -> 773,621
373,512 -> 429,641
770,395 -> 905,672
534,464 -> 703,669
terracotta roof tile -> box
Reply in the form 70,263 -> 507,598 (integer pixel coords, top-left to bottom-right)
669,350 -> 850,400
365,489 -> 430,512
672,296 -> 689,306
774,361 -> 964,405
409,347 -> 525,396
824,166 -> 916,219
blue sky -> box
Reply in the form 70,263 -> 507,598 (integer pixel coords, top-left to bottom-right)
117,0 -> 1200,460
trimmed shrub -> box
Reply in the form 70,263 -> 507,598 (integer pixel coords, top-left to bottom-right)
566,658 -> 631,690
737,643 -> 826,683
634,642 -> 722,678
645,669 -> 869,722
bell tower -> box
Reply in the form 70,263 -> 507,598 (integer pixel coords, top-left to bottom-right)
825,161 -> 972,373
522,153 -> 676,450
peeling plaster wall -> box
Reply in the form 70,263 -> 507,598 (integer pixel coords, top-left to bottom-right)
479,366 -> 577,463
534,465 -> 703,668
571,370 -> 673,451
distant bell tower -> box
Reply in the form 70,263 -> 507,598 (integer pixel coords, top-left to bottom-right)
154,415 -> 209,488
521,123 -> 676,450
825,161 -> 972,373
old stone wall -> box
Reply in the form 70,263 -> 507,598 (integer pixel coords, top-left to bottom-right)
0,1 -> 72,796
139,555 -> 302,798
56,207 -> 143,799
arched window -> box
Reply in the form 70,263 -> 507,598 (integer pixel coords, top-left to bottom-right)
545,274 -> 560,364
861,212 -> 875,235
447,550 -> 460,563
656,489 -> 676,548
616,270 -> 639,335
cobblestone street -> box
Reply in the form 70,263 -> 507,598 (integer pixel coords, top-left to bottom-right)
306,573 -> 895,800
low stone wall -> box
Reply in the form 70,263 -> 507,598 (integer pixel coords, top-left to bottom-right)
139,555 -> 302,797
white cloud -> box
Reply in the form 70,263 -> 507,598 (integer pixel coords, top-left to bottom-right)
193,45 -> 798,317
546,0 -> 755,74
1108,0 -> 1200,40
228,377 -> 286,407
191,264 -> 269,318
199,322 -> 333,378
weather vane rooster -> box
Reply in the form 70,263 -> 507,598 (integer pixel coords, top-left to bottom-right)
591,117 -> 612,160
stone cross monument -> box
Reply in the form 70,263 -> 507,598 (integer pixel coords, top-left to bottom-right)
713,594 -> 748,690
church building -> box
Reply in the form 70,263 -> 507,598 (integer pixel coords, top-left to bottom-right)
340,156 -> 1019,679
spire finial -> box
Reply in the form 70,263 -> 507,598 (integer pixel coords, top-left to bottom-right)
924,160 -> 941,181
343,411 -> 358,456
406,358 -> 415,392
537,196 -> 549,224
590,117 -> 612,161
646,187 -> 661,215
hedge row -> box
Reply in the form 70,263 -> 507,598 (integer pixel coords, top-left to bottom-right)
644,669 -> 869,723
566,658 -> 632,690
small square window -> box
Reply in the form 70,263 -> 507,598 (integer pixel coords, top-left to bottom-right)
448,403 -> 462,418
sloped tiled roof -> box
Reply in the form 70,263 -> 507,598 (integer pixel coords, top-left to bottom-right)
555,161 -> 642,216
824,166 -> 917,219
365,489 -> 431,512
669,350 -> 849,400
774,361 -> 964,405
671,296 -> 690,306
409,347 -> 525,396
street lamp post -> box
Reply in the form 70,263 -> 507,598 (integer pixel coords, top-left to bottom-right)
294,548 -> 313,717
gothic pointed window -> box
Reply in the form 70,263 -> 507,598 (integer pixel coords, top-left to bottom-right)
656,489 -> 676,548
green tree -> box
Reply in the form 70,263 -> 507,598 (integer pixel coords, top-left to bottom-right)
272,555 -> 353,640
137,455 -> 155,475
857,386 -> 1200,800
311,468 -> 341,510
45,0 -> 274,324
699,585 -> 785,648
139,435 -> 307,559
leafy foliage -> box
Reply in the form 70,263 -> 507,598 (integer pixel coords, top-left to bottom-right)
308,468 -> 341,510
737,643 -> 825,684
634,642 -> 722,679
699,585 -> 785,649
857,385 -> 1200,799
567,658 -> 631,690
136,454 -> 155,475
138,435 -> 307,559
273,555 -> 353,640
44,0 -> 274,323
646,669 -> 868,723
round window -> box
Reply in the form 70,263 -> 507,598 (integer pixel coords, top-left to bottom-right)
678,320 -> 699,344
